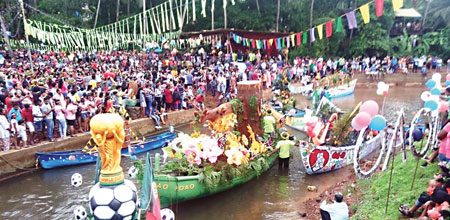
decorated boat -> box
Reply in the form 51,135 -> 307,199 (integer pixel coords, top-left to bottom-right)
36,132 -> 176,169
288,83 -> 313,95
155,150 -> 278,207
153,81 -> 279,208
300,130 -> 385,174
310,79 -> 357,102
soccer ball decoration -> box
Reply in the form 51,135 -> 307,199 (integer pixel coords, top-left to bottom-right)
73,205 -> 87,220
89,179 -> 138,220
71,173 -> 83,187
161,208 -> 175,220
127,166 -> 138,178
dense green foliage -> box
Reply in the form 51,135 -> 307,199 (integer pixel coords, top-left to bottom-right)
351,152 -> 439,219
0,0 -> 449,58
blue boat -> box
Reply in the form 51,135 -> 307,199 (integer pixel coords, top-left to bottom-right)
36,132 -> 176,169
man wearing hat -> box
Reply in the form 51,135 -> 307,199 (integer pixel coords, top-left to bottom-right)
275,131 -> 295,169
320,192 -> 349,220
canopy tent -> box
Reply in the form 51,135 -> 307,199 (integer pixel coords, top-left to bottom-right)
181,28 -> 291,56
394,8 -> 422,18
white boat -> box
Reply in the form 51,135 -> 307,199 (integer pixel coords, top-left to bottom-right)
327,79 -> 358,99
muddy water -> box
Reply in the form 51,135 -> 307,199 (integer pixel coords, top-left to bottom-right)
0,87 -> 424,220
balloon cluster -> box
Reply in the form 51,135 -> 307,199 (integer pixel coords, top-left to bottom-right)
352,100 -> 387,131
423,73 -> 448,112
376,82 -> 389,96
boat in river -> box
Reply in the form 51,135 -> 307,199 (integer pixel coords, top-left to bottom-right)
300,130 -> 385,174
154,151 -> 279,207
36,132 -> 176,169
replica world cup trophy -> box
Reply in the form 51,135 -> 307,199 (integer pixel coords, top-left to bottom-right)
88,114 -> 138,220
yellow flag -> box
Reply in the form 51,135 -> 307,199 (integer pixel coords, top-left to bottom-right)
317,24 -> 323,40
268,39 -> 274,46
290,34 -> 295,45
360,3 -> 370,24
392,0 -> 403,11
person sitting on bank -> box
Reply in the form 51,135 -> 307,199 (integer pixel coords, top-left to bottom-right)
263,109 -> 276,139
275,131 -> 295,169
320,192 -> 349,220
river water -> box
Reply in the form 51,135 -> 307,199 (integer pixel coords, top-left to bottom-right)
0,86 -> 425,220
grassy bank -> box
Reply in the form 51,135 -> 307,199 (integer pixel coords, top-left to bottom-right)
350,152 -> 439,220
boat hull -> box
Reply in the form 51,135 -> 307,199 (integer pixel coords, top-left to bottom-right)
307,79 -> 357,99
155,152 -> 279,207
300,130 -> 384,174
36,132 -> 176,169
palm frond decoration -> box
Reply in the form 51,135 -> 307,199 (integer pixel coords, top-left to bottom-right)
327,102 -> 361,146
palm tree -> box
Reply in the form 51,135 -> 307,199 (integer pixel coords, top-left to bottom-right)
425,0 -> 450,29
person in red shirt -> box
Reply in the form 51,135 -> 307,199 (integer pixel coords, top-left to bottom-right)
164,85 -> 173,111
20,104 -> 35,145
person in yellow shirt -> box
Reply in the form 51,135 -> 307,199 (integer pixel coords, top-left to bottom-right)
263,110 -> 276,138
276,131 -> 296,169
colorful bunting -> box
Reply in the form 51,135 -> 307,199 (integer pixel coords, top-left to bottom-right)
317,24 -> 323,40
392,0 -> 403,11
360,3 -> 370,24
335,17 -> 342,33
310,27 -> 315,43
290,34 -> 295,46
296,32 -> 301,46
375,0 -> 384,17
302,31 -> 307,44
326,21 -> 333,38
346,10 -> 358,30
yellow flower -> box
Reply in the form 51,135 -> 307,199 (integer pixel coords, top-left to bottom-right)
241,135 -> 249,146
190,131 -> 201,138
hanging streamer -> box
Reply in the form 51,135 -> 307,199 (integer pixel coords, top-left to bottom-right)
360,3 -> 370,24
317,24 -> 323,40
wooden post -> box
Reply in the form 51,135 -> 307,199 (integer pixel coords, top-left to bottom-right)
18,0 -> 33,70
0,14 -> 14,58
93,0 -> 101,28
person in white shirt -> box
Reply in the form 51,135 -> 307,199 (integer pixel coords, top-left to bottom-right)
0,108 -> 11,151
320,193 -> 349,220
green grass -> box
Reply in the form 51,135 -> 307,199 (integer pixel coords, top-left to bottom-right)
350,152 -> 439,220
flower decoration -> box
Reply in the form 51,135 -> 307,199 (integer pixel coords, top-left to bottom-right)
208,113 -> 237,133
199,137 -> 223,163
225,147 -> 245,166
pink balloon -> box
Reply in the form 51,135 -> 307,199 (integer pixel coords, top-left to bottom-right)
351,118 -> 364,131
440,101 -> 449,113
355,112 -> 372,127
446,74 -> 450,81
383,90 -> 388,96
360,100 -> 379,117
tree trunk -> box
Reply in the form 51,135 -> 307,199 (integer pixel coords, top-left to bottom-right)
223,0 -> 227,28
276,0 -> 280,31
309,0 -> 314,47
94,0 -> 102,28
255,0 -> 261,16
199,81 -> 263,137
116,0 -> 120,21
127,0 -> 130,18
0,14 -> 14,58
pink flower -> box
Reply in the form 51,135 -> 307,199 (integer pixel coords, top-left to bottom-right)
199,137 -> 223,163
184,148 -> 201,165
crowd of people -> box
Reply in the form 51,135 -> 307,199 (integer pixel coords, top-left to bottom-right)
0,46 -> 448,152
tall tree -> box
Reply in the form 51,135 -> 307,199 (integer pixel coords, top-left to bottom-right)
116,0 -> 120,21
276,0 -> 280,31
0,14 -> 13,58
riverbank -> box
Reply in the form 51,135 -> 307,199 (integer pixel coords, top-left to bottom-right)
0,108 -> 195,178
300,152 -> 439,219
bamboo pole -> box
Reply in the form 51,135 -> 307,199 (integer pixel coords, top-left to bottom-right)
93,0 -> 101,28
385,126 -> 399,215
18,0 -> 33,70
0,14 -> 14,58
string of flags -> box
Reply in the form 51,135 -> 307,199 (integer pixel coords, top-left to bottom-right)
230,0 -> 403,50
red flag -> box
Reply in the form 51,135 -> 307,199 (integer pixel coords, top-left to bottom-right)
274,39 -> 278,49
326,21 -> 333,38
375,0 -> 384,17
146,182 -> 161,220
251,40 -> 256,48
296,33 -> 301,46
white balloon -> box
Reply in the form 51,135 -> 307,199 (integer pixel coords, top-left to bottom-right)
377,82 -> 386,89
376,89 -> 383,96
421,91 -> 432,102
382,84 -> 390,91
432,73 -> 442,82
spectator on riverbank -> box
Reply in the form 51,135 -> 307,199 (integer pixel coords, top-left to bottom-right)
319,192 -> 349,220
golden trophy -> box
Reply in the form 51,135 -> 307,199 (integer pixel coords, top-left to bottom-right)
90,113 -> 125,185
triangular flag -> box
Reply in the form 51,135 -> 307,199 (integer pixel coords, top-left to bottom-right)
392,0 -> 403,11
296,33 -> 301,46
257,40 -> 261,49
310,27 -> 315,43
263,40 -> 266,49
317,24 -> 323,40
346,10 -> 358,29
302,31 -> 307,44
251,39 -> 256,48
269,39 -> 274,46
285,36 -> 290,48
375,0 -> 384,17
326,21 -> 333,38
360,3 -> 370,24
276,38 -> 281,49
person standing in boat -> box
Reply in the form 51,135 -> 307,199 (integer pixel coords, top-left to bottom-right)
276,131 -> 295,169
263,110 -> 276,139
